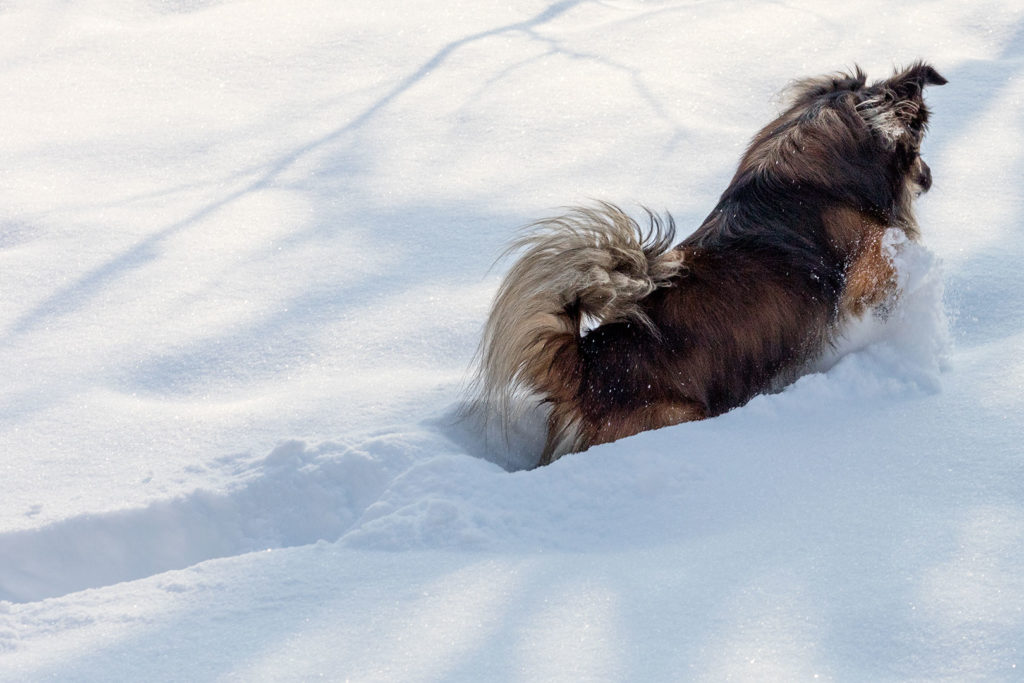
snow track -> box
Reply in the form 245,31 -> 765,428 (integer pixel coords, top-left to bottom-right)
0,436 -> 421,603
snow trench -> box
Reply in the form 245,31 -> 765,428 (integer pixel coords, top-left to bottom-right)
0,436 -> 420,603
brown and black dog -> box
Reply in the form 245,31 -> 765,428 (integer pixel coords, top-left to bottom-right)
473,63 -> 945,466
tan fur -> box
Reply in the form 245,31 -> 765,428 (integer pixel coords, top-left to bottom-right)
540,397 -> 706,466
584,401 -> 706,456
842,226 -> 899,318
821,206 -> 900,318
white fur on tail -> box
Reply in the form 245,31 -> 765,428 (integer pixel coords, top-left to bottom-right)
471,202 -> 684,457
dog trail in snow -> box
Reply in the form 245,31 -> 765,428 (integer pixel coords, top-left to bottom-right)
0,434 -> 432,603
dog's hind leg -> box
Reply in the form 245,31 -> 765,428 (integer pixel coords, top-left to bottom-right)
540,399 -> 706,466
589,400 -> 706,449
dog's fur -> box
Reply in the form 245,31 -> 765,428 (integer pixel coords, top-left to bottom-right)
473,62 -> 945,466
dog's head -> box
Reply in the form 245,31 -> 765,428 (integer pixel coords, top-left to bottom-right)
740,62 -> 946,219
854,63 -> 946,195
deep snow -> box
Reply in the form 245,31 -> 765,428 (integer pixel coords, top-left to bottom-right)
1,0 -> 1023,680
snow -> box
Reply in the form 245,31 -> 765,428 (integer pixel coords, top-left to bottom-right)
1,0 -> 1023,679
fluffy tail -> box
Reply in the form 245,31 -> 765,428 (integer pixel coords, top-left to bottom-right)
472,202 -> 683,463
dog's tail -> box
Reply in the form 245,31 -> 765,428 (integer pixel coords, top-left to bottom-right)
472,202 -> 683,463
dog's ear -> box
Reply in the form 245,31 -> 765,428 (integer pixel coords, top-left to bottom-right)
858,62 -> 945,146
887,62 -> 947,99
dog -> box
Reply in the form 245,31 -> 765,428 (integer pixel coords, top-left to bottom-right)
473,62 -> 945,467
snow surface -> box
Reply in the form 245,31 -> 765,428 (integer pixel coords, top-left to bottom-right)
2,0 -> 1023,680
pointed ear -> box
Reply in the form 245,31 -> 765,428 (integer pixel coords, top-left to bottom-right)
917,64 -> 948,87
858,63 -> 944,147
889,62 -> 947,98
